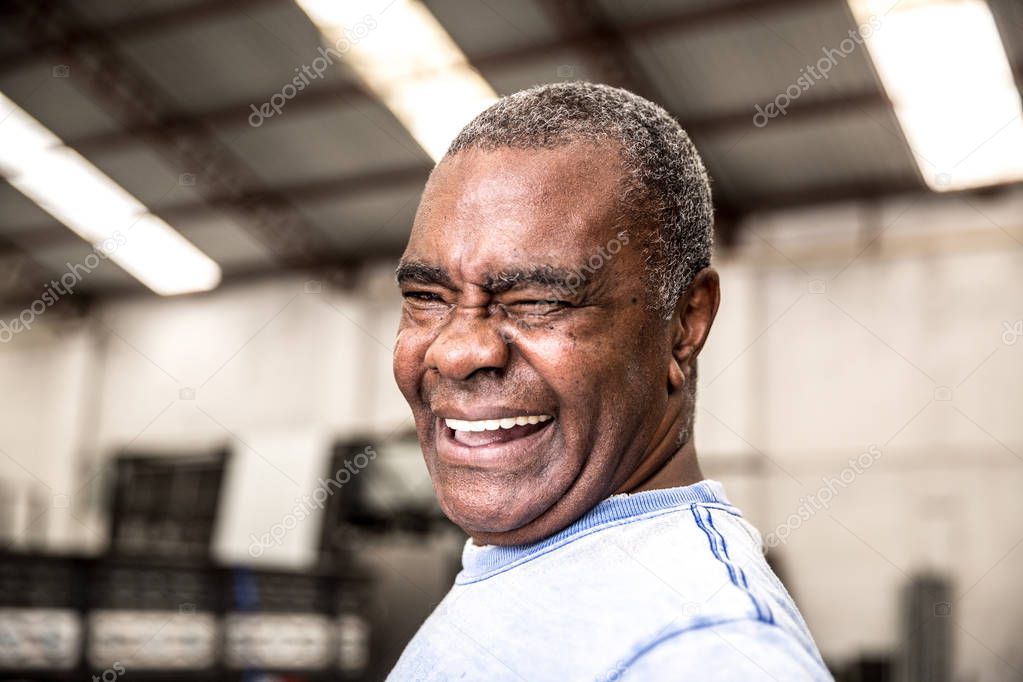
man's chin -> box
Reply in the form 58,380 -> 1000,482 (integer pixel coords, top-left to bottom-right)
437,488 -> 559,544
425,445 -> 588,544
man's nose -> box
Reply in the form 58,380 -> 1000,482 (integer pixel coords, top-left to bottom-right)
425,308 -> 509,380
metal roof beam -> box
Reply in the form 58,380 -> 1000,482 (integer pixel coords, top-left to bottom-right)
0,0 -> 282,77
0,0 -> 829,79
7,0 -> 334,268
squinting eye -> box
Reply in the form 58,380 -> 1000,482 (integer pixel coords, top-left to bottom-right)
402,291 -> 449,309
403,291 -> 442,302
505,300 -> 566,315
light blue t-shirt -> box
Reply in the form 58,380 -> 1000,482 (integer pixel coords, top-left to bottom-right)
389,480 -> 833,681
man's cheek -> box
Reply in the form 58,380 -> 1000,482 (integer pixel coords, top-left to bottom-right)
516,330 -> 590,369
393,331 -> 426,392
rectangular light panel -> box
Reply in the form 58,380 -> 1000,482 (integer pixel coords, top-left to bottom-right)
849,0 -> 1023,191
0,92 -> 222,295
295,0 -> 498,161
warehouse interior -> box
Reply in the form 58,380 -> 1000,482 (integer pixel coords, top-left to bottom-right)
1,0 -> 1022,680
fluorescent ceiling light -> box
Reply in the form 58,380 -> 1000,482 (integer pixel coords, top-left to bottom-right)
296,0 -> 498,161
0,92 -> 221,295
848,0 -> 1023,191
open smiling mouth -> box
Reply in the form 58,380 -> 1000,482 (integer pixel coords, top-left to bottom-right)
441,415 -> 554,448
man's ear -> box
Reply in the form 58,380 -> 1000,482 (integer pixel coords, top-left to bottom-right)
667,267 -> 721,393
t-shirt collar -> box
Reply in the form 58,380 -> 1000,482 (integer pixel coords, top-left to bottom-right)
458,479 -> 731,583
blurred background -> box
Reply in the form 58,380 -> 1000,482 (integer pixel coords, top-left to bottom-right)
1,0 -> 1021,680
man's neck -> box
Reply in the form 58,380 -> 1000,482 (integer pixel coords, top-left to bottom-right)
623,438 -> 703,493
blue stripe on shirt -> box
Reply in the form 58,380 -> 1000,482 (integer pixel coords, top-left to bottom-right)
692,505 -> 774,624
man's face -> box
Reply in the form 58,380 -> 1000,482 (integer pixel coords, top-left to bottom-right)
393,143 -> 674,545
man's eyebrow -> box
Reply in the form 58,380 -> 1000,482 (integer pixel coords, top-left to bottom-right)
481,266 -> 580,294
396,262 -> 587,295
395,261 -> 455,288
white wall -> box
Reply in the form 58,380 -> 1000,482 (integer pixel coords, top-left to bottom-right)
1,187 -> 1021,678
0,318 -> 93,550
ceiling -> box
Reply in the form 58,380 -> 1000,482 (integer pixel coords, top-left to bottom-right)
0,0 -> 1021,302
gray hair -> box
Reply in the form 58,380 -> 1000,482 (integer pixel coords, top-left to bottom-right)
446,81 -> 714,318
445,82 -> 712,446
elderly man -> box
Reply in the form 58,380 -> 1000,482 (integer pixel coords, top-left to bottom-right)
389,82 -> 830,681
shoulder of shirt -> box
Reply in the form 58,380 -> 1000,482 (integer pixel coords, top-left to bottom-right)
579,503 -> 784,623
617,617 -> 834,681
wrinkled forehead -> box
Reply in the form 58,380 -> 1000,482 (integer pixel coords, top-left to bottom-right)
403,144 -> 634,280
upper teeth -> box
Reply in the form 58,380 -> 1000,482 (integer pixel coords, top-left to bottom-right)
444,415 -> 552,432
